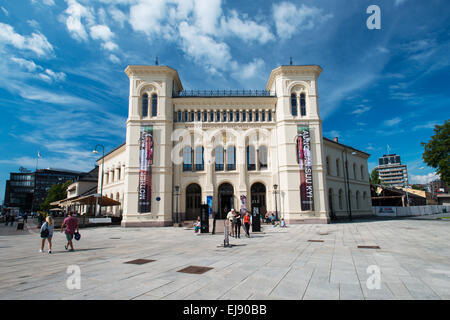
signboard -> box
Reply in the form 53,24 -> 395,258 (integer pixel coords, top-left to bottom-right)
297,126 -> 314,211
88,217 -> 112,223
251,201 -> 261,232
200,204 -> 209,233
138,126 -> 153,213
207,196 -> 213,217
240,195 -> 247,214
376,207 -> 397,217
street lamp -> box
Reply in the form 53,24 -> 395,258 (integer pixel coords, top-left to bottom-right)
93,144 -> 104,216
174,185 -> 180,226
273,184 -> 278,221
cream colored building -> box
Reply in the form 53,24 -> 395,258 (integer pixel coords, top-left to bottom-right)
97,64 -> 372,227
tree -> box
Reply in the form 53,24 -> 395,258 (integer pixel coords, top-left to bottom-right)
370,168 -> 381,185
421,120 -> 450,185
40,180 -> 72,212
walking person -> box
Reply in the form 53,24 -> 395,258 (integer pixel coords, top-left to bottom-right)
4,212 -> 9,226
39,216 -> 54,253
23,213 -> 28,224
243,210 -> 251,238
234,210 -> 241,238
60,212 -> 79,252
226,208 -> 235,237
9,212 -> 14,226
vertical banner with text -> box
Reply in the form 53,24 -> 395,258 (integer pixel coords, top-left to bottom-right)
297,125 -> 314,211
138,126 -> 153,213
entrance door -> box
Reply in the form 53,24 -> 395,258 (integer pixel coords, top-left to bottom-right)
218,183 -> 234,219
186,184 -> 201,220
251,182 -> 266,217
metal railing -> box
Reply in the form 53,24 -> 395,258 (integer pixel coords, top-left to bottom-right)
174,89 -> 274,97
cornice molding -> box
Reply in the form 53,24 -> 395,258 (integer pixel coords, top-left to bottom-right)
124,65 -> 183,91
266,65 -> 322,91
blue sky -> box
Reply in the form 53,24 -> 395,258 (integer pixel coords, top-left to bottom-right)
0,0 -> 449,203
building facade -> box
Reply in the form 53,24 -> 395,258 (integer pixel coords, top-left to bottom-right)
97,64 -> 372,227
4,168 -> 83,212
376,154 -> 408,187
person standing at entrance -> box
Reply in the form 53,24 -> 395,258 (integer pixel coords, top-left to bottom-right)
234,210 -> 241,238
61,212 -> 79,252
243,211 -> 251,238
227,209 -> 235,237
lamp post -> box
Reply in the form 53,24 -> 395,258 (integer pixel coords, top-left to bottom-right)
93,144 -> 104,216
174,185 -> 180,226
273,184 -> 278,221
342,149 -> 352,221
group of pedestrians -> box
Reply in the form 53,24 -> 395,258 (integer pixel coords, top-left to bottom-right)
39,212 -> 80,254
226,208 -> 251,238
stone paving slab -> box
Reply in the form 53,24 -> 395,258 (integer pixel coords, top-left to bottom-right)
0,215 -> 449,300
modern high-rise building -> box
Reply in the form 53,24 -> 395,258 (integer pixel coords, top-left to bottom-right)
375,154 -> 408,187
3,168 -> 84,212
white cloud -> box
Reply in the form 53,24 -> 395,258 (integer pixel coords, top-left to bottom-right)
413,121 -> 439,131
220,10 -> 274,44
273,2 -> 333,40
10,57 -> 66,82
384,117 -> 402,127
410,172 -> 438,184
1,6 -> 8,16
193,0 -> 222,35
62,0 -> 95,42
90,24 -> 114,41
31,0 -> 55,5
0,23 -> 54,56
108,6 -> 128,28
351,105 -> 372,115
10,57 -> 42,72
129,0 -> 168,36
231,58 -> 265,81
109,54 -> 120,64
103,41 -> 118,51
395,0 -> 408,6
27,19 -> 40,29
178,21 -> 231,73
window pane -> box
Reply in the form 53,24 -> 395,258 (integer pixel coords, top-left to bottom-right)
300,93 -> 306,116
142,94 -> 148,117
291,94 -> 297,116
151,94 -> 157,116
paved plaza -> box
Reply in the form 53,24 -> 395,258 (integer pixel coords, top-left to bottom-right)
0,215 -> 449,300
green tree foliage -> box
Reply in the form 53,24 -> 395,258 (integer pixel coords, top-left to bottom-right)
370,168 -> 381,185
40,180 -> 72,212
411,184 -> 426,191
421,120 -> 450,185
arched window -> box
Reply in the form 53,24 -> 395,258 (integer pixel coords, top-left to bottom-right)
268,110 -> 272,121
300,93 -> 306,116
197,111 -> 201,122
184,111 -> 188,122
247,145 -> 256,171
227,145 -> 236,170
190,111 -> 194,122
216,111 -> 220,122
210,111 -> 214,122
361,165 -> 364,180
195,146 -> 204,171
235,111 -> 240,122
215,146 -> 224,171
255,110 -> 259,121
183,146 -> 192,171
229,111 -> 233,122
353,163 -> 357,180
259,145 -> 268,170
262,110 -> 265,121
248,110 -> 253,121
242,110 -> 246,121
338,189 -> 343,209
326,156 -> 330,175
336,159 -> 340,177
223,111 -> 227,122
291,93 -> 298,116
142,93 -> 148,117
178,111 -> 182,122
151,94 -> 157,116
363,191 -> 367,206
203,111 -> 207,122
356,191 -> 360,209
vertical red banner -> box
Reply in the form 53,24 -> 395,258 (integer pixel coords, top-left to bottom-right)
297,126 -> 314,211
138,126 -> 153,213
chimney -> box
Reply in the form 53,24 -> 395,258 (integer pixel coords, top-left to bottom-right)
334,137 -> 339,143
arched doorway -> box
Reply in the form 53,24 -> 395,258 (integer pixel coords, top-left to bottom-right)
251,182 -> 266,217
218,183 -> 234,219
186,183 -> 201,221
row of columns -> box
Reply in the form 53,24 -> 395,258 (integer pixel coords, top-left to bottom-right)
103,163 -> 126,185
174,109 -> 275,123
